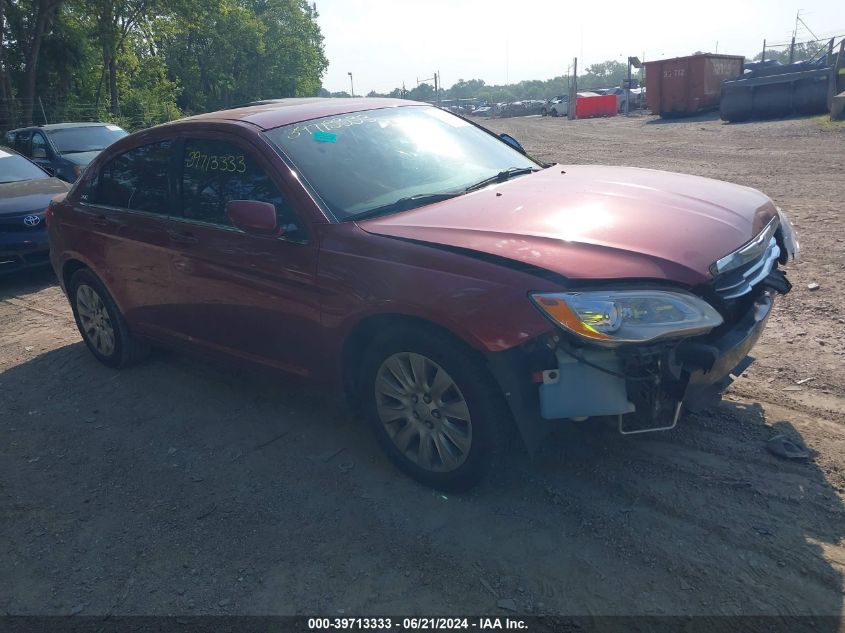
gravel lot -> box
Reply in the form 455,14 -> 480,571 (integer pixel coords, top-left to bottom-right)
1,112 -> 844,622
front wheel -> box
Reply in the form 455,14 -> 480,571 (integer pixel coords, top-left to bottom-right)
360,328 -> 510,490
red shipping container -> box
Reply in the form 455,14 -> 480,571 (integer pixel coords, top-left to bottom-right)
644,53 -> 744,117
575,94 -> 617,118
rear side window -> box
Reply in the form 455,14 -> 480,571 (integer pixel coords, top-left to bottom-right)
96,141 -> 173,214
12,131 -> 31,155
180,138 -> 302,238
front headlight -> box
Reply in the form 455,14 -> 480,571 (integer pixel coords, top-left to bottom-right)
776,207 -> 800,264
530,290 -> 724,347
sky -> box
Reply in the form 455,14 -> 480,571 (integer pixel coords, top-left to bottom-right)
314,0 -> 844,94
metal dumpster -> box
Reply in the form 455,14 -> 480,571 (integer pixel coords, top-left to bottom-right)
575,94 -> 617,118
644,54 -> 744,117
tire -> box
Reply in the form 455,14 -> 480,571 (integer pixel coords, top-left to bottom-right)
550,107 -> 559,117
68,268 -> 149,368
359,326 -> 510,491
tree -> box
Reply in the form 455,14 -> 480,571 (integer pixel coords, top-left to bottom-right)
161,0 -> 326,113
90,0 -> 158,115
8,0 -> 65,124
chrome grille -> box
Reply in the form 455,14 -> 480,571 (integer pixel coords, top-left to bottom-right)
712,237 -> 780,299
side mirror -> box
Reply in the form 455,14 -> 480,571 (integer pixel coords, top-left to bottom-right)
226,200 -> 281,236
32,148 -> 48,159
499,133 -> 526,155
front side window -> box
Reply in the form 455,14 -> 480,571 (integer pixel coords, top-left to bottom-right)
11,131 -> 31,155
31,132 -> 50,159
264,105 -> 539,220
180,138 -> 302,238
96,141 -> 173,214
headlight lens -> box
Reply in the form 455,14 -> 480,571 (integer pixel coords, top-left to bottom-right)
776,207 -> 800,263
710,216 -> 779,276
530,290 -> 723,346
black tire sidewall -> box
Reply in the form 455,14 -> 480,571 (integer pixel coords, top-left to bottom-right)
359,327 -> 506,491
69,269 -> 129,368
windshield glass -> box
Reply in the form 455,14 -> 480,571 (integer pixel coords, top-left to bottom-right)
47,125 -> 127,153
0,150 -> 48,183
264,106 -> 538,219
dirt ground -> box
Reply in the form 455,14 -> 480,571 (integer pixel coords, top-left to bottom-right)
1,112 -> 844,622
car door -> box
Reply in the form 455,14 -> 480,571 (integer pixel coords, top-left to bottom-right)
163,132 -> 323,377
76,139 -> 180,335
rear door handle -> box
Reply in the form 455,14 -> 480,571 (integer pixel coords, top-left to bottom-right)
167,230 -> 199,245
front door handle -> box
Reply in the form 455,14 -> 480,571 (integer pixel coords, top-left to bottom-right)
167,230 -> 199,245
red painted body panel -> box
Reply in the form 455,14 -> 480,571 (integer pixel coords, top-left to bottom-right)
359,164 -> 778,287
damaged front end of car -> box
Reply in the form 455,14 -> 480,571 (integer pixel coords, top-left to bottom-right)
488,210 -> 799,450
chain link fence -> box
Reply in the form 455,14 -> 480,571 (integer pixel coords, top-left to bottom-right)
1,96 -> 178,137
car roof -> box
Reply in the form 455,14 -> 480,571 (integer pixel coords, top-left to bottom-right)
8,122 -> 120,133
168,97 -> 427,131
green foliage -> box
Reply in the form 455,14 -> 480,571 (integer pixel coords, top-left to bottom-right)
0,0 -> 327,130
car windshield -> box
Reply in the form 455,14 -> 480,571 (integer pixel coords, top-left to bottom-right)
264,106 -> 539,220
47,125 -> 128,153
0,150 -> 48,183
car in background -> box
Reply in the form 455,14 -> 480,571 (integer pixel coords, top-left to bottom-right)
0,146 -> 70,274
542,92 -> 601,117
6,122 -> 128,183
47,98 -> 797,490
605,87 -> 645,112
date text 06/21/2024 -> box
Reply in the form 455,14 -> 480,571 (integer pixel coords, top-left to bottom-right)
307,617 -> 528,630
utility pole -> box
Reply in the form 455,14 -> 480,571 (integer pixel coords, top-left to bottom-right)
348,72 -> 354,97
626,56 -> 641,116
568,57 -> 578,120
789,36 -> 796,64
761,39 -> 766,62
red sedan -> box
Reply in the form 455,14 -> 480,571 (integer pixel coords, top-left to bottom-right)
47,98 -> 798,489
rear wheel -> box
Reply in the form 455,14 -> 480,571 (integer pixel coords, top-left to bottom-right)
360,327 -> 509,490
69,268 -> 149,368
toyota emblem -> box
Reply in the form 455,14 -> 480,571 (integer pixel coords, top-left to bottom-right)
23,215 -> 41,227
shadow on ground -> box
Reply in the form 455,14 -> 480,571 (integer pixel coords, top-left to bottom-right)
0,342 -> 842,623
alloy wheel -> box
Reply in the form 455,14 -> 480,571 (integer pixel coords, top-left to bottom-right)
375,352 -> 473,473
76,284 -> 116,357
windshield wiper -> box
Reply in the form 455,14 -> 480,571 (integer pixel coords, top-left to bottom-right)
352,192 -> 463,220
464,167 -> 540,192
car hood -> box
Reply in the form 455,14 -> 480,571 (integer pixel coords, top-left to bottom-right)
60,151 -> 101,166
358,165 -> 778,286
0,177 -> 70,216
